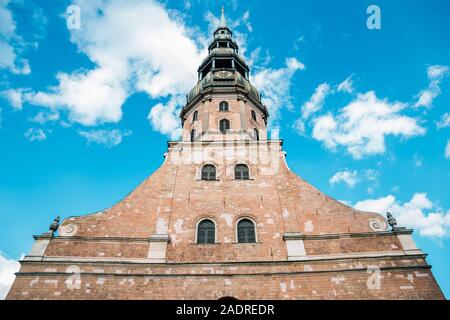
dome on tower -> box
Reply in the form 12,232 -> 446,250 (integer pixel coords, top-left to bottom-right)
180,8 -> 268,122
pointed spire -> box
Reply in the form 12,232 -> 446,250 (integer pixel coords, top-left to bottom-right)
219,6 -> 227,28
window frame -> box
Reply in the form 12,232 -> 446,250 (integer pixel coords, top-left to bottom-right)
219,119 -> 231,134
201,164 -> 217,181
234,164 -> 250,180
193,110 -> 199,121
236,218 -> 257,243
219,101 -> 229,112
196,219 -> 217,244
251,110 -> 257,122
253,128 -> 259,141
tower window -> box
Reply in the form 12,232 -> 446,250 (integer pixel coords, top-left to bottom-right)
219,101 -> 229,112
251,110 -> 257,122
254,128 -> 259,141
193,110 -> 198,121
235,164 -> 250,180
237,219 -> 256,243
220,119 -> 230,134
201,164 -> 216,181
197,219 -> 215,244
190,129 -> 196,142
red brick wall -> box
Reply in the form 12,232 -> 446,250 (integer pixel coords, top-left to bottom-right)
7,257 -> 444,300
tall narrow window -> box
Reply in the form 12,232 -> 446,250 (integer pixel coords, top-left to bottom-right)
201,164 -> 216,181
237,219 -> 256,243
235,164 -> 250,180
197,219 -> 215,244
190,129 -> 196,142
193,110 -> 198,121
254,128 -> 259,141
251,110 -> 257,122
219,101 -> 229,112
220,119 -> 230,134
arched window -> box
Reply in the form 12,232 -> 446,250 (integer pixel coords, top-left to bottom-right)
235,164 -> 250,180
190,129 -> 196,142
193,110 -> 198,121
254,128 -> 259,141
197,219 -> 215,244
251,110 -> 257,122
219,101 -> 229,112
237,219 -> 256,243
201,164 -> 216,181
220,119 -> 230,134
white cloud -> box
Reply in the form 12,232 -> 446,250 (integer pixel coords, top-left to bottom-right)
29,111 -> 59,124
0,0 -> 30,74
427,65 -> 449,80
364,169 -> 379,181
13,0 -> 205,129
1,88 -> 25,109
445,140 -> 450,159
329,170 -> 359,188
354,193 -> 450,238
415,65 -> 449,108
301,83 -> 330,119
251,57 -> 305,121
24,128 -> 48,142
437,113 -> 450,129
0,251 -> 20,300
148,95 -> 182,141
312,91 -> 425,159
79,129 -> 132,148
337,75 -> 354,93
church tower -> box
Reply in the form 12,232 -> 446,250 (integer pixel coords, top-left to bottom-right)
6,10 -> 444,300
181,8 -> 268,144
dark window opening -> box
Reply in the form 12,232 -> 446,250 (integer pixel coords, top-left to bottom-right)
197,220 -> 215,244
201,165 -> 216,181
219,101 -> 229,112
193,110 -> 198,121
215,59 -> 232,69
235,164 -> 250,180
190,129 -> 196,142
220,119 -> 230,134
201,62 -> 212,78
251,110 -> 257,122
254,128 -> 259,141
236,64 -> 247,78
237,219 -> 256,243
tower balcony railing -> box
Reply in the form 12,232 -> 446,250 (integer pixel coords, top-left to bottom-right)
187,70 -> 261,103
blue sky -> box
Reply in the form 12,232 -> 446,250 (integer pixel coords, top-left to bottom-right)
0,0 -> 449,299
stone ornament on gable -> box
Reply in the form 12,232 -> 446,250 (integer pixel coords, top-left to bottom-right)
368,219 -> 387,232
59,223 -> 78,236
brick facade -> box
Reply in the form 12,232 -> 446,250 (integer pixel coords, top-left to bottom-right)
6,12 -> 445,300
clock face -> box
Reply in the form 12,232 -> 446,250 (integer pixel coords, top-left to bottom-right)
216,70 -> 232,79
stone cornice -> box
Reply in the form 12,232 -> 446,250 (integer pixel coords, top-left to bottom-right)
33,229 -> 412,243
17,254 -> 430,272
181,86 -> 267,120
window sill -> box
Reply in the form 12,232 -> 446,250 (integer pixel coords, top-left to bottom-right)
231,242 -> 261,244
232,178 -> 255,181
197,179 -> 220,182
191,243 -> 221,245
